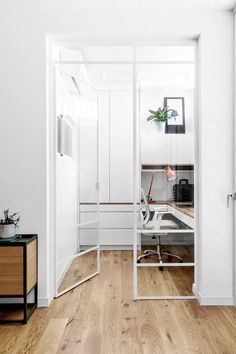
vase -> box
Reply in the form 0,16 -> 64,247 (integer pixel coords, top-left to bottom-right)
155,122 -> 165,133
0,224 -> 16,238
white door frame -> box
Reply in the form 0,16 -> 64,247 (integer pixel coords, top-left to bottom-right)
46,37 -> 200,301
233,11 -> 236,307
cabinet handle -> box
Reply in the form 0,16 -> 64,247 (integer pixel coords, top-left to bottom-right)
227,193 -> 236,207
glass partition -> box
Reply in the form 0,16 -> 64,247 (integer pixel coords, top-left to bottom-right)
55,66 -> 100,297
53,42 -> 196,300
134,45 -> 196,299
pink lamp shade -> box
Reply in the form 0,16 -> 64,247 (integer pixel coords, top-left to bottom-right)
166,165 -> 177,182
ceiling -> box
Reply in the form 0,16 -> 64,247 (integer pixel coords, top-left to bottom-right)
46,0 -> 236,12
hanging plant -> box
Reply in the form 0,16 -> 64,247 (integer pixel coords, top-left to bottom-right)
147,107 -> 178,124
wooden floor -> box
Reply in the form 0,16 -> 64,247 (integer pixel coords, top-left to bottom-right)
58,250 -> 97,293
0,251 -> 236,353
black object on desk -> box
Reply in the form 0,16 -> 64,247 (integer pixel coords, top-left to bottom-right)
173,179 -> 194,205
0,234 -> 38,324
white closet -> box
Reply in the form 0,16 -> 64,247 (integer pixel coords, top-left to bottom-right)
80,89 -> 134,248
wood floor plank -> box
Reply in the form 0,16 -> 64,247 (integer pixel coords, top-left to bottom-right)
0,250 -> 236,354
33,319 -> 68,354
120,251 -> 142,354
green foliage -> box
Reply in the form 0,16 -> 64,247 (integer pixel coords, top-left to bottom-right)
147,107 -> 178,123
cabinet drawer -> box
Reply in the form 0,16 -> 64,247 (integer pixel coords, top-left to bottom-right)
80,212 -> 134,229
80,204 -> 134,212
80,229 -> 133,245
0,247 -> 24,295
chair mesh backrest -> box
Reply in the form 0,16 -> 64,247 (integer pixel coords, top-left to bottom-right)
139,188 -> 151,225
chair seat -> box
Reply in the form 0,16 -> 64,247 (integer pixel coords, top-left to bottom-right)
160,219 -> 179,229
146,219 -> 179,230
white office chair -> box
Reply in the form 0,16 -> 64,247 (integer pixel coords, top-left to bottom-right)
138,188 -> 183,269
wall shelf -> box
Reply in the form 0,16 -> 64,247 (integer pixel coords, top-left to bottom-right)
142,164 -> 194,172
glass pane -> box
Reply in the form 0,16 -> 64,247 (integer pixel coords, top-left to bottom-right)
79,222 -> 99,251
86,63 -> 133,89
138,266 -> 194,297
58,250 -> 98,294
136,46 -> 195,62
79,98 -> 98,204
82,63 -> 133,205
55,64 -> 99,296
137,235 -> 194,264
52,46 -> 133,62
137,46 -> 195,298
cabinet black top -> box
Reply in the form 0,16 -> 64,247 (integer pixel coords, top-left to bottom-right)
0,234 -> 37,246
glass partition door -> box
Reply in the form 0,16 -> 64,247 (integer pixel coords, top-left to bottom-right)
55,67 -> 100,297
134,44 -> 196,300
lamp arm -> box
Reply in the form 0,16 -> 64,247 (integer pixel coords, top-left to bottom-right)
147,171 -> 156,201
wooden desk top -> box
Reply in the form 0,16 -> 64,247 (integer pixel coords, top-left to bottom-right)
150,201 -> 194,219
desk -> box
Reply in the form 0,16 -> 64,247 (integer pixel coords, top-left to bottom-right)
149,201 -> 194,229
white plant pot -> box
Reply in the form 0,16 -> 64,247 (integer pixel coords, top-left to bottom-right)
0,224 -> 16,238
155,122 -> 165,133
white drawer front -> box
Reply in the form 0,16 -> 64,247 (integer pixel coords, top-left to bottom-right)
80,204 -> 134,212
80,229 -> 133,245
79,229 -> 98,245
80,212 -> 134,229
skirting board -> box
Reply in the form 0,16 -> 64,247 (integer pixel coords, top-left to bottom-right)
192,284 -> 234,306
100,245 -> 133,250
38,296 -> 53,307
89,244 -> 192,250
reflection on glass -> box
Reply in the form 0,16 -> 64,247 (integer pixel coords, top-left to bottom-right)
79,224 -> 99,252
138,46 -> 195,298
136,46 -> 195,62
138,266 -> 194,297
58,251 -> 97,294
55,64 -> 99,297
78,87 -> 98,204
137,241 -> 194,264
60,46 -> 133,62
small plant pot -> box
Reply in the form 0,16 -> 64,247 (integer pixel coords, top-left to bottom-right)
155,121 -> 165,133
0,224 -> 16,238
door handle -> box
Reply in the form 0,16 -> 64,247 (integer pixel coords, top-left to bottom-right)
227,193 -> 236,207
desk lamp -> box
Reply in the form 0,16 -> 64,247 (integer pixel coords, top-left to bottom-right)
146,165 -> 177,202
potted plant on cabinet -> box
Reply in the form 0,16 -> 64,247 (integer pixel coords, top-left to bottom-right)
0,209 -> 20,239
147,107 -> 178,132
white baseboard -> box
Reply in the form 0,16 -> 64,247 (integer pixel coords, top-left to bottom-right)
38,296 -> 53,307
192,283 -> 201,303
100,245 -> 133,250
192,284 -> 234,306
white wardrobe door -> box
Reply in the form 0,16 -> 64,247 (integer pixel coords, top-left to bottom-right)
98,91 -> 110,202
110,91 -> 133,202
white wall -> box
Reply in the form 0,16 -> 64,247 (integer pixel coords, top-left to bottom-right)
0,2 -> 233,305
141,86 -> 194,201
141,88 -> 194,165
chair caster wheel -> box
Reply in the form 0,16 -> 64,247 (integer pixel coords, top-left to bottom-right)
159,266 -> 164,271
180,260 -> 183,263
137,259 -> 141,263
